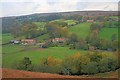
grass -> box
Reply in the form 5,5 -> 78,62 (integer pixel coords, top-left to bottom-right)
50,19 -> 78,26
99,27 -> 118,40
64,20 -> 78,26
35,34 -> 50,42
2,34 -> 14,44
2,44 -> 24,54
69,22 -> 118,40
2,45 -> 87,68
34,22 -> 46,30
69,22 -> 92,39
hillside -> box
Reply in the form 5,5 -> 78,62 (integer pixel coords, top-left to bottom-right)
2,68 -> 119,78
2,11 -> 118,33
69,22 -> 92,39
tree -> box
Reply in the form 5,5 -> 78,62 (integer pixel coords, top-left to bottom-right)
75,39 -> 89,50
34,57 -> 62,74
111,34 -> 117,42
81,62 -> 99,74
45,22 -> 69,38
68,33 -> 78,44
61,56 -> 78,75
15,57 -> 33,71
98,58 -> 118,72
21,22 -> 39,38
87,52 -> 102,62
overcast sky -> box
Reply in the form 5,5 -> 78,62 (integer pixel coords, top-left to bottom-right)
0,0 -> 119,17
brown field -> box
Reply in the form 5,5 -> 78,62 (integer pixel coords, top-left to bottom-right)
2,68 -> 81,78
2,68 -> 119,78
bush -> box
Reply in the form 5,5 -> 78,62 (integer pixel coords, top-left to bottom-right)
81,62 -> 99,74
98,58 -> 118,72
61,53 -> 82,75
14,57 -> 33,71
34,64 -> 62,74
87,52 -> 102,62
34,57 -> 62,74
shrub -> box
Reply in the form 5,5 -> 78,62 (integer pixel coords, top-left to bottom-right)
87,52 -> 102,62
61,53 -> 81,75
34,57 -> 62,74
14,57 -> 33,71
98,58 -> 118,72
81,62 -> 99,74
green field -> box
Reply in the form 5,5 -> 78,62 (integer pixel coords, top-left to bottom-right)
64,20 -> 78,26
34,22 -> 46,30
99,27 -> 118,40
2,44 -> 87,68
35,34 -> 50,42
69,22 -> 92,39
69,22 -> 118,40
2,34 -> 13,44
50,19 -> 78,26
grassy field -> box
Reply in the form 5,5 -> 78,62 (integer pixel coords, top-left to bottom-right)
64,20 -> 78,26
69,22 -> 118,40
69,22 -> 92,39
34,22 -> 46,30
2,34 -> 13,44
99,27 -> 118,40
35,34 -> 50,42
2,44 -> 87,68
50,19 -> 78,26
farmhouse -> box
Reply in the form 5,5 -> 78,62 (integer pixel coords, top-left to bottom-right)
52,38 -> 66,43
86,20 -> 94,22
21,39 -> 36,45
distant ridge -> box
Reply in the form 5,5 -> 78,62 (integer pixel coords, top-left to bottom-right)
1,10 -> 119,18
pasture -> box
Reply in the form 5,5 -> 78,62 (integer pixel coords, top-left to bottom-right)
50,19 -> 78,26
2,44 -> 87,68
2,34 -> 13,44
99,27 -> 118,40
34,22 -> 46,30
69,22 -> 118,40
69,22 -> 92,39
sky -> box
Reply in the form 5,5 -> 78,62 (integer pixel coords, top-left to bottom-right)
0,0 -> 119,17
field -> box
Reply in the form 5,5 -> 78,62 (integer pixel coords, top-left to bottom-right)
69,22 -> 118,40
2,44 -> 87,68
2,34 -> 13,44
35,34 -> 50,42
69,22 -> 92,39
64,20 -> 78,26
50,19 -> 78,26
34,22 -> 46,30
99,27 -> 118,40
